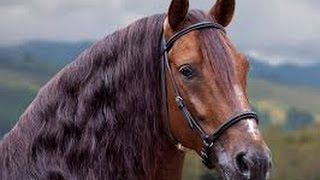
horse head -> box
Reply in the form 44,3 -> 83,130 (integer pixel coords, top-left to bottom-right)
162,0 -> 272,179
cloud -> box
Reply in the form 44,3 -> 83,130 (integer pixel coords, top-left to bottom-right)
228,0 -> 320,64
302,0 -> 320,8
0,0 -> 319,64
247,49 -> 317,66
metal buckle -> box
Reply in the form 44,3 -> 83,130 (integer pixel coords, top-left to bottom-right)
176,143 -> 191,152
200,148 -> 210,166
175,96 -> 185,109
203,137 -> 213,148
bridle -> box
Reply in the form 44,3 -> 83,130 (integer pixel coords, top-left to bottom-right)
160,21 -> 259,168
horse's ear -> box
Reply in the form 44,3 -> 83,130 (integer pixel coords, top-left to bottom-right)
210,0 -> 235,27
167,0 -> 189,29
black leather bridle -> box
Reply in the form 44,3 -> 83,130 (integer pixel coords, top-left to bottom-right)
161,21 -> 259,167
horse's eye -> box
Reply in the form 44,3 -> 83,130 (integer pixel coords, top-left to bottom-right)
179,65 -> 195,79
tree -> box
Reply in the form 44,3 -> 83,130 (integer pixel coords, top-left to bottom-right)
284,108 -> 314,131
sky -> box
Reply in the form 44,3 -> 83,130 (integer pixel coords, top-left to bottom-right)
0,0 -> 319,65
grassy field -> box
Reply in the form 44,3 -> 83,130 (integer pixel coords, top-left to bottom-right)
248,78 -> 320,114
0,68 -> 40,132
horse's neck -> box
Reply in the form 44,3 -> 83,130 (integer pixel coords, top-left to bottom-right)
156,142 -> 186,180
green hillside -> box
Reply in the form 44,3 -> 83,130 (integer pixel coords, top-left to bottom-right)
0,60 -> 61,134
0,72 -> 37,132
248,79 -> 320,114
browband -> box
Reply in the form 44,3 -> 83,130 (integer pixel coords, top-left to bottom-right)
164,21 -> 226,51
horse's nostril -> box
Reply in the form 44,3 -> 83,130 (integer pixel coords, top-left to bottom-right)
234,150 -> 272,179
236,152 -> 250,176
268,159 -> 273,170
268,151 -> 273,169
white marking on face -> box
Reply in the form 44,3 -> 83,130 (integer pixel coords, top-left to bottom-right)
233,84 -> 261,139
233,85 -> 247,109
190,95 -> 207,117
246,120 -> 260,140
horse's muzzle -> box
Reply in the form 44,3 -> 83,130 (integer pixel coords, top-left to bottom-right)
233,147 -> 272,180
212,119 -> 273,180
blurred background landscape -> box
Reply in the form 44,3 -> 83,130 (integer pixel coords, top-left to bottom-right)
0,0 -> 319,179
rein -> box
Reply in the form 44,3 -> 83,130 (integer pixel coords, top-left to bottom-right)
160,21 -> 259,168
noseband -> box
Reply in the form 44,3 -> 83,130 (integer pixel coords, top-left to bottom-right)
161,21 -> 259,167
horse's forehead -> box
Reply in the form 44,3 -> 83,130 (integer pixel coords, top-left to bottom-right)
169,31 -> 203,64
170,30 -> 236,66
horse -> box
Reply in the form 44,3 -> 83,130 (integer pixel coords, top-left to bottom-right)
0,0 -> 272,179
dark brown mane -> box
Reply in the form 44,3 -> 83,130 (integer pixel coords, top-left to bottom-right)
0,10 -> 243,180
1,13 -> 168,180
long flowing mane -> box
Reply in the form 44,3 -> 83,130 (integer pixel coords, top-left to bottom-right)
0,14 -> 167,180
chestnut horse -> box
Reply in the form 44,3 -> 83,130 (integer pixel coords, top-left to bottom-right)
0,0 -> 272,179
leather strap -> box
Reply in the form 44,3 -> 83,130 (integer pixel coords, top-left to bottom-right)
161,21 -> 259,168
164,21 -> 226,51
